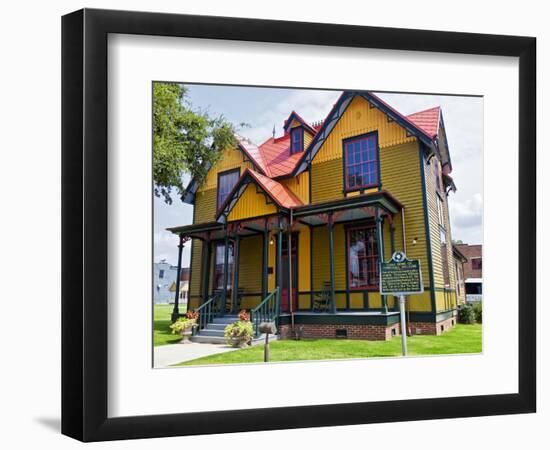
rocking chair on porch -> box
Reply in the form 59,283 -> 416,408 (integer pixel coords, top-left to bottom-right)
313,282 -> 333,312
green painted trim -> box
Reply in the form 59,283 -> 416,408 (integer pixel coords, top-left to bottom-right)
327,213 -> 336,313
419,142 -> 437,313
232,234 -> 241,312
408,309 -> 457,323
344,225 -> 350,309
278,312 -> 401,326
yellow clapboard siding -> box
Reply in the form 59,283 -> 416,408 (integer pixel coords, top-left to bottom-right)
188,239 -> 203,307
237,234 -> 263,295
349,292 -> 364,309
298,227 -> 311,292
194,188 -> 217,223
281,171 -> 309,204
369,292 -> 382,308
424,156 -> 458,311
197,146 -> 252,192
311,224 -> 346,291
241,295 -> 262,310
312,95 -> 415,165
408,291 -> 432,312
227,183 -> 278,221
311,158 -> 343,203
304,130 -> 313,148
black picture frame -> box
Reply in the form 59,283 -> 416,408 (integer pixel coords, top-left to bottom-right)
61,8 -> 536,442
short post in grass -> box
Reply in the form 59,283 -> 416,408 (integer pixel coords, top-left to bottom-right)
259,322 -> 277,362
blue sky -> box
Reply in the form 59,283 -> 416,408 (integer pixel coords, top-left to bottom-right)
154,85 -> 483,267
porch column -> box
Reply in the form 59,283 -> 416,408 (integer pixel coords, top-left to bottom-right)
201,237 -> 211,303
276,217 -> 283,311
375,208 -> 388,313
232,230 -> 241,313
328,212 -> 336,314
222,227 -> 230,315
262,223 -> 269,300
171,234 -> 185,323
287,225 -> 293,314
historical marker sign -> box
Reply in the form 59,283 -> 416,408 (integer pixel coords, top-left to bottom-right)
380,251 -> 423,296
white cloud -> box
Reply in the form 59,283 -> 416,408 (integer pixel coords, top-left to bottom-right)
245,89 -> 341,143
449,193 -> 483,244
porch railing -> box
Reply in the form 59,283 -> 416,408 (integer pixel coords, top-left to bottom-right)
193,292 -> 224,336
251,287 -> 280,338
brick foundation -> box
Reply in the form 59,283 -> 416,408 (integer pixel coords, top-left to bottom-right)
410,315 -> 457,336
277,314 -> 457,340
278,322 -> 402,341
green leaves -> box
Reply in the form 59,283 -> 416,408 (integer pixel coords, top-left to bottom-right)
153,83 -> 237,204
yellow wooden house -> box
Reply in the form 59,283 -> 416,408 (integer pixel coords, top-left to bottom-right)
168,91 -> 460,341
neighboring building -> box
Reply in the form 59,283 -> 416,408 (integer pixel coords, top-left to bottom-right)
452,245 -> 468,305
153,260 -> 177,304
169,268 -> 190,309
455,244 -> 483,303
455,244 -> 482,279
168,91 -> 461,340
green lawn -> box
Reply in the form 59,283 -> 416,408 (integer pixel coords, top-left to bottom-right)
175,324 -> 482,366
154,304 -> 182,346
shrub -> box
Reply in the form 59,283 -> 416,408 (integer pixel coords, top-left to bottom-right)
224,320 -> 254,346
472,302 -> 482,323
169,316 -> 196,334
458,304 -> 476,324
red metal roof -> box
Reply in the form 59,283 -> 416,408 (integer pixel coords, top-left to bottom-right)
406,106 -> 441,139
257,135 -> 301,178
237,95 -> 442,180
247,169 -> 303,208
236,135 -> 269,175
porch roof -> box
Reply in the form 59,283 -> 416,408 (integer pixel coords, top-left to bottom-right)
292,190 -> 403,226
166,221 -> 223,240
167,190 -> 403,237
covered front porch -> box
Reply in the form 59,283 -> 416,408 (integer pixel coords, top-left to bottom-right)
167,190 -> 406,339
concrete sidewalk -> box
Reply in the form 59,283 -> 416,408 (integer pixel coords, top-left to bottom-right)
154,342 -> 238,368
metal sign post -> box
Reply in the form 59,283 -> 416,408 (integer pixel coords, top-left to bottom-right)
399,295 -> 408,356
380,251 -> 423,357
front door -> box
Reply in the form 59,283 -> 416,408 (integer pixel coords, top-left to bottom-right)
281,233 -> 298,313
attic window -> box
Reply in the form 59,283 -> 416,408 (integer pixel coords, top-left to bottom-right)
290,127 -> 303,154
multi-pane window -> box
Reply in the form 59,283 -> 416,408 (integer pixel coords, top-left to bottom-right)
344,134 -> 378,190
290,127 -> 303,153
214,242 -> 234,290
348,225 -> 379,289
217,169 -> 240,208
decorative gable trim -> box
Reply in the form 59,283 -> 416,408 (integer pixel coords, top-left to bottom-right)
292,91 -> 437,177
181,142 -> 266,205
283,111 -> 317,135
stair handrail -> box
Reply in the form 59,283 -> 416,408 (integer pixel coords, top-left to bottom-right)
193,292 -> 223,336
250,288 -> 280,338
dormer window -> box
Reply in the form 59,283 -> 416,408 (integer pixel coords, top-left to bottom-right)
290,127 -> 303,154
